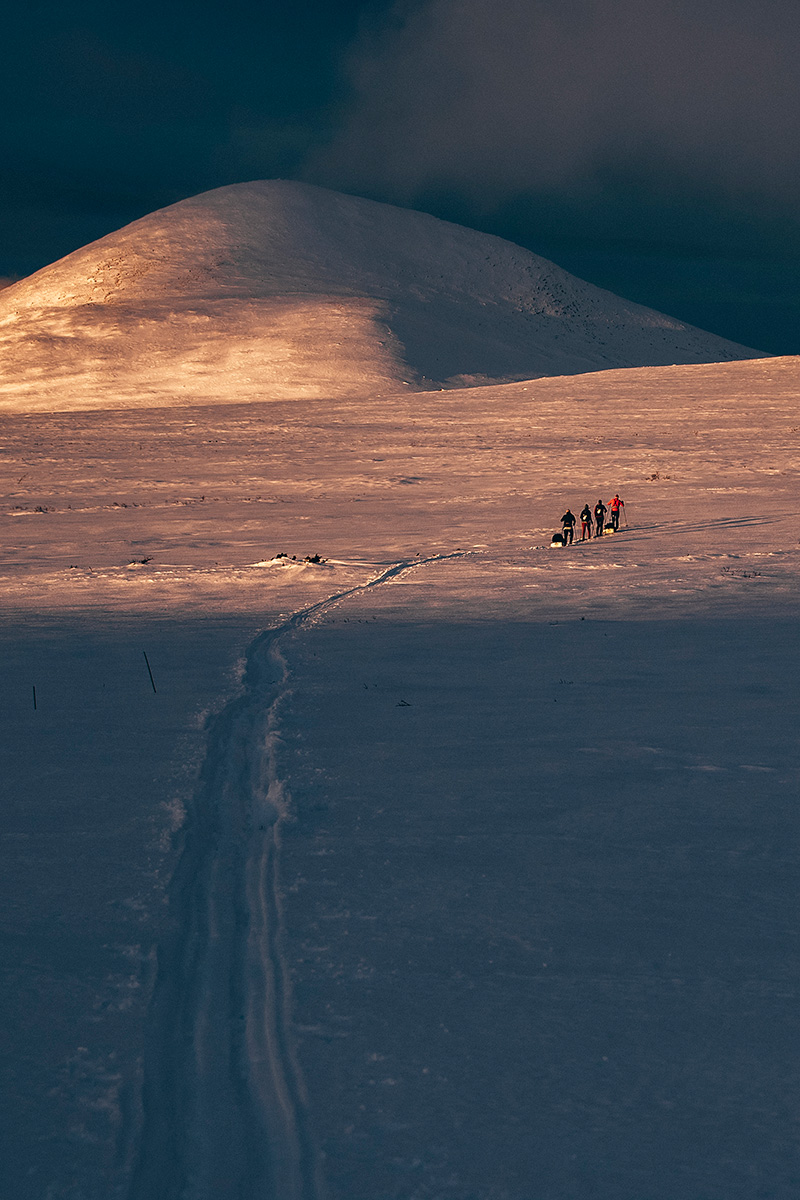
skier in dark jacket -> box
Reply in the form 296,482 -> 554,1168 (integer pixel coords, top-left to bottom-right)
579,504 -> 593,540
593,500 -> 607,536
561,509 -> 576,546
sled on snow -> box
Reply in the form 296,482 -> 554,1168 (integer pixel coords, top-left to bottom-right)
550,532 -> 566,547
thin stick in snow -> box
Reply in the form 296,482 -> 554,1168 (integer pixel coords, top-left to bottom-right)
32,685 -> 37,711
143,651 -> 157,694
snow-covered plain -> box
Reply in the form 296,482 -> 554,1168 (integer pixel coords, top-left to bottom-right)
2,349 -> 800,1199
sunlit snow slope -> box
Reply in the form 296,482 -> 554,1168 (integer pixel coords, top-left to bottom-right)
0,181 -> 763,411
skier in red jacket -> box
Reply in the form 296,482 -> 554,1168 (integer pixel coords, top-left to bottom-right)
609,494 -> 625,531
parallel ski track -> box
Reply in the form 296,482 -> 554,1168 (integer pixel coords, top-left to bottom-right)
128,553 -> 464,1200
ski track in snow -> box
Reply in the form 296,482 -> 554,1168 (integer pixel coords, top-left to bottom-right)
128,551 -> 465,1200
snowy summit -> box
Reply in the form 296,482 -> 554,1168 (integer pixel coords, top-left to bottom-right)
0,181 -> 762,411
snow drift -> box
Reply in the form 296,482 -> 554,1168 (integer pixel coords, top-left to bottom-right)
0,180 -> 763,410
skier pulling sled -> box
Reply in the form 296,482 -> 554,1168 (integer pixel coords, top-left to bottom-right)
549,493 -> 627,547
609,494 -> 625,530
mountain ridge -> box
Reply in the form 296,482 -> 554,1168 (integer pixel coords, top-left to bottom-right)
0,180 -> 765,411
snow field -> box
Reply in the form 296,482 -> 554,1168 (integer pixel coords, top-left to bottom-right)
1,351 -> 799,1197
278,604 -> 800,1199
2,355 -> 798,615
0,616 -> 262,1198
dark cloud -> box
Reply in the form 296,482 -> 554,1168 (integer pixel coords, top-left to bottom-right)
0,1 -> 368,276
2,0 -> 797,351
309,0 -> 800,226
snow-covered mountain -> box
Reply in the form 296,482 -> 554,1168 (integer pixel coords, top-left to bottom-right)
0,181 -> 762,411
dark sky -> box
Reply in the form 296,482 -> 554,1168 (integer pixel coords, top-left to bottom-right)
3,0 -> 798,354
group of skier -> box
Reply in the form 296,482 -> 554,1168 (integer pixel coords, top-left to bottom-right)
557,494 -> 625,546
